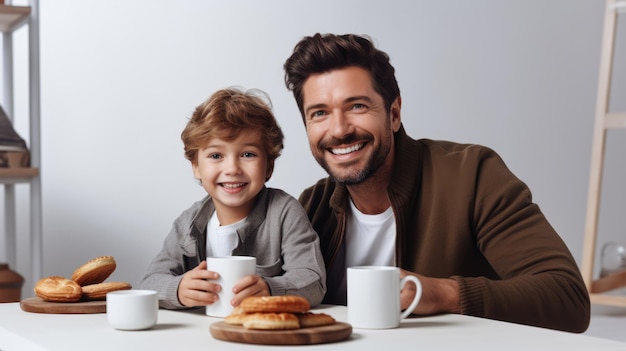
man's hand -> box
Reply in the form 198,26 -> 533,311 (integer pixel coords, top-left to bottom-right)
399,269 -> 461,315
177,260 -> 221,307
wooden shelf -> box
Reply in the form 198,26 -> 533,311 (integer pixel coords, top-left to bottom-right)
1,0 -> 42,297
0,5 -> 30,33
581,0 -> 626,308
590,293 -> 626,308
0,167 -> 38,184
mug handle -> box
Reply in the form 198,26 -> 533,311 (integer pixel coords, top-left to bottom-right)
399,275 -> 422,320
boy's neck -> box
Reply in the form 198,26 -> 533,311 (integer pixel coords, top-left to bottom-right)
214,205 -> 251,226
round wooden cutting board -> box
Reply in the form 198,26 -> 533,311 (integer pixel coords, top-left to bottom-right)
209,321 -> 352,345
20,297 -> 106,314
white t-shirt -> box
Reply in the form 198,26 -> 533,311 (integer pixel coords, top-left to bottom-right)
206,211 -> 244,257
345,199 -> 396,268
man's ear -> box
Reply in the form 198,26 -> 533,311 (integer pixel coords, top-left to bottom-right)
390,96 -> 402,132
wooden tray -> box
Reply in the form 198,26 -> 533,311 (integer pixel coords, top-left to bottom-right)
20,297 -> 106,314
210,321 -> 352,345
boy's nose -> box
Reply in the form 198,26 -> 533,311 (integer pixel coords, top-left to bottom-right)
224,157 -> 242,174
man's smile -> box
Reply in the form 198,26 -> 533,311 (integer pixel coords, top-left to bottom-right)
330,143 -> 365,155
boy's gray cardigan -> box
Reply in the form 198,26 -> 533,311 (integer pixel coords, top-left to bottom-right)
138,186 -> 327,309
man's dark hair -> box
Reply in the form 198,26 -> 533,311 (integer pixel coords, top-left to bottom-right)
283,33 -> 400,121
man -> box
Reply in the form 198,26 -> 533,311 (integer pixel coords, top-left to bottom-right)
283,33 -> 589,333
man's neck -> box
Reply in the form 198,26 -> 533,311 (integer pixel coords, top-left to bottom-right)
346,162 -> 393,215
347,185 -> 390,214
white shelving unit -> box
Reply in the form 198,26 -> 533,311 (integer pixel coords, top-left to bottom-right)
0,0 -> 42,295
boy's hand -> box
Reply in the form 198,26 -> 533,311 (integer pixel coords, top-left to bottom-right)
230,274 -> 270,307
177,260 -> 222,307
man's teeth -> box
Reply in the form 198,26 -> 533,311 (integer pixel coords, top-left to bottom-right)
222,183 -> 245,189
331,143 -> 364,155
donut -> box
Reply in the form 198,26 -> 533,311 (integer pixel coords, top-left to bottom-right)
242,312 -> 300,330
34,276 -> 82,302
81,281 -> 132,300
239,295 -> 310,314
71,256 -> 116,286
297,312 -> 336,328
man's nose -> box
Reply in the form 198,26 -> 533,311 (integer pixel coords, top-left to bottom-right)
329,111 -> 353,139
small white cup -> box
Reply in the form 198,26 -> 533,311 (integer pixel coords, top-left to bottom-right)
347,266 -> 422,329
106,290 -> 158,330
205,256 -> 256,317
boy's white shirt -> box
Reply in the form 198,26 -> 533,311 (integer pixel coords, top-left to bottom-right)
206,211 -> 245,257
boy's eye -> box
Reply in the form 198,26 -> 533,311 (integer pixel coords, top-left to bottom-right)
208,153 -> 222,159
242,152 -> 257,158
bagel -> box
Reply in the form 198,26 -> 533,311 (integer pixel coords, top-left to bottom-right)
71,256 -> 116,286
297,312 -> 336,328
239,295 -> 310,314
242,312 -> 300,330
34,276 -> 82,302
81,281 -> 132,300
224,305 -> 247,325
225,295 -> 336,330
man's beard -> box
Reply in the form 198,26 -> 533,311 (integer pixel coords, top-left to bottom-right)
314,132 -> 391,185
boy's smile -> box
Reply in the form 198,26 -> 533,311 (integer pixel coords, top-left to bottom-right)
193,130 -> 270,225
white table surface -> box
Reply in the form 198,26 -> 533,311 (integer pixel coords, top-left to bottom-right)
1,302 -> 625,351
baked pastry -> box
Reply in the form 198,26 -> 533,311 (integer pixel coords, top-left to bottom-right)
297,312 -> 336,328
225,296 -> 335,330
71,256 -> 116,286
224,306 -> 247,325
240,295 -> 310,314
81,281 -> 132,300
34,276 -> 82,302
242,312 -> 300,330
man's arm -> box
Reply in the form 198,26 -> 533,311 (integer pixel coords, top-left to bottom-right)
400,270 -> 460,315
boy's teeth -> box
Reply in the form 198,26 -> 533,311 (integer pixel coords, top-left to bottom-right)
223,183 -> 244,189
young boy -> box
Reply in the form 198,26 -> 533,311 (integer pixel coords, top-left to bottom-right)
138,88 -> 326,310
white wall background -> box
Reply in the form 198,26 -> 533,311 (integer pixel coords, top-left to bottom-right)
2,0 -> 625,297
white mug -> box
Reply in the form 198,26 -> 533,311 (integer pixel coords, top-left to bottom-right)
106,290 -> 158,330
205,256 -> 256,317
347,266 -> 422,329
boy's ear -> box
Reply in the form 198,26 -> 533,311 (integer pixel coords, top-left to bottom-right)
192,162 -> 201,181
265,160 -> 275,181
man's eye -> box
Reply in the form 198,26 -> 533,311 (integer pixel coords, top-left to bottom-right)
352,103 -> 365,110
311,110 -> 326,118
